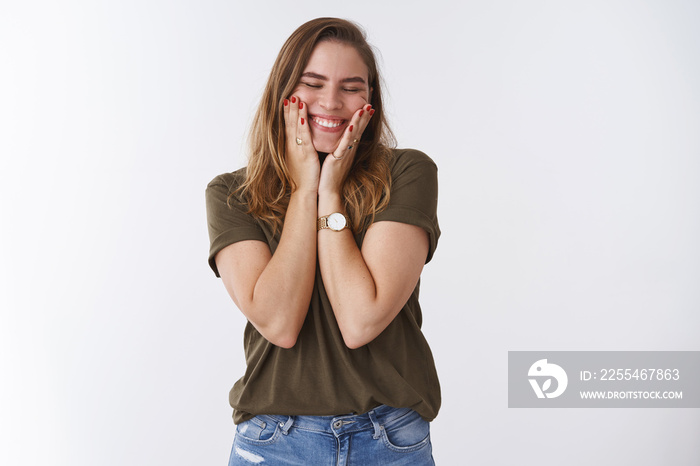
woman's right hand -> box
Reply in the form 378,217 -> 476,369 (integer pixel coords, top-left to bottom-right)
215,95 -> 320,348
283,96 -> 320,194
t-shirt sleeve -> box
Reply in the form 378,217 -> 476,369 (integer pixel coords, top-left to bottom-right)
373,150 -> 441,263
205,174 -> 268,277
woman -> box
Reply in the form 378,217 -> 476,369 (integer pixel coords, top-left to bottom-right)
206,17 -> 440,465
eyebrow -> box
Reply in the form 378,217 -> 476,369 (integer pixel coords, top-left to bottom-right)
301,72 -> 366,84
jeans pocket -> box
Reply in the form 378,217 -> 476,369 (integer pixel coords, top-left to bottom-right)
235,415 -> 281,444
380,409 -> 431,452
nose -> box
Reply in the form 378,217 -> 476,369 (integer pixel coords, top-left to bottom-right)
318,86 -> 342,111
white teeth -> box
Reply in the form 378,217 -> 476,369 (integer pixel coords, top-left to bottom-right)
312,117 -> 343,128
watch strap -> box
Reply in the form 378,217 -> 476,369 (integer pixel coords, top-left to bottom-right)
317,216 -> 330,230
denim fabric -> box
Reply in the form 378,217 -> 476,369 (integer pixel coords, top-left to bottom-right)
228,405 -> 434,465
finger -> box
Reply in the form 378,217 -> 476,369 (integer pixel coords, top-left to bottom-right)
341,103 -> 373,158
354,103 -> 374,135
330,103 -> 374,159
329,123 -> 357,160
283,96 -> 290,131
283,97 -> 296,145
347,104 -> 374,144
285,95 -> 299,142
296,99 -> 314,150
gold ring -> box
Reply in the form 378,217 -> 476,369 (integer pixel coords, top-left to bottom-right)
296,137 -> 302,145
331,152 -> 344,160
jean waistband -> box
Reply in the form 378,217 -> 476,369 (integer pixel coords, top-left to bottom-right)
260,405 -> 413,437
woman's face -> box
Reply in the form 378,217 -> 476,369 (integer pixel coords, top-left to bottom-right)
292,41 -> 371,153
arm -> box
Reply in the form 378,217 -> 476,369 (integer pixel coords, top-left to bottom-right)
215,190 -> 317,349
317,198 -> 429,349
316,106 -> 432,348
214,96 -> 319,349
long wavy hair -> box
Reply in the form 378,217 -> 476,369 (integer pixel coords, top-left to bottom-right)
236,17 -> 396,233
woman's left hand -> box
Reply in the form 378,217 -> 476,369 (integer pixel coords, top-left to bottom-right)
318,104 -> 375,196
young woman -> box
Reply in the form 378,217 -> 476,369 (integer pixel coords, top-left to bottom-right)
206,17 -> 441,465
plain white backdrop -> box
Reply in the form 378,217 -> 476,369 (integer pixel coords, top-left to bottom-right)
1,1 -> 699,465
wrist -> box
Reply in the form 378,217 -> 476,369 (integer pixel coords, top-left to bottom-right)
317,191 -> 343,215
290,184 -> 318,198
289,189 -> 319,212
317,185 -> 342,197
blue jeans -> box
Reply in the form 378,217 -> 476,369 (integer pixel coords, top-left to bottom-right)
228,405 -> 434,465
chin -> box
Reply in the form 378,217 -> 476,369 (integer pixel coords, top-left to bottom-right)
312,138 -> 340,154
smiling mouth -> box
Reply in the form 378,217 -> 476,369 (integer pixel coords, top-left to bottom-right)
310,116 -> 346,128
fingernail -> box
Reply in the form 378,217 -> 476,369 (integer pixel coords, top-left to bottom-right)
349,125 -> 354,132
366,105 -> 372,111
301,117 -> 305,125
283,99 -> 288,106
291,96 -> 297,103
299,102 -> 303,109
359,110 -> 364,117
369,109 -> 375,116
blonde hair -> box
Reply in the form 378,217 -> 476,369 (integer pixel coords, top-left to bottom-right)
237,18 -> 395,233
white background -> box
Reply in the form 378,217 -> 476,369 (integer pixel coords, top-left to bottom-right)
1,1 -> 699,465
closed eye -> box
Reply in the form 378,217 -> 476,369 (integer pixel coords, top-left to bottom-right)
302,82 -> 322,89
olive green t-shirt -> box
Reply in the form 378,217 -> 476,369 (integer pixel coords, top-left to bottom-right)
205,148 -> 441,424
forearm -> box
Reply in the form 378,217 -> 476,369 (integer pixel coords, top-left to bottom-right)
248,190 -> 318,347
317,194 -> 388,348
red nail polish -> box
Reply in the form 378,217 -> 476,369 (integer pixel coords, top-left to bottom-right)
301,117 -> 305,125
359,110 -> 364,117
291,96 -> 296,103
299,102 -> 303,109
349,125 -> 354,132
369,109 -> 375,116
283,99 -> 288,106
366,105 -> 372,111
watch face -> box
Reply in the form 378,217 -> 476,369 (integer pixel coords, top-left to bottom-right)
327,213 -> 347,231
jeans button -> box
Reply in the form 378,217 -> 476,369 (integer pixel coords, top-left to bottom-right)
333,420 -> 342,429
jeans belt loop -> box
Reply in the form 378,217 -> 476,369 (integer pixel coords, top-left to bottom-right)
367,410 -> 382,440
280,416 -> 294,435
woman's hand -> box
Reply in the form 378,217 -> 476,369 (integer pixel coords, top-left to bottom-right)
283,96 -> 320,194
215,95 -> 323,349
318,104 -> 375,196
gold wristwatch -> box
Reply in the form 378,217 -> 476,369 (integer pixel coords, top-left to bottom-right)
317,212 -> 348,232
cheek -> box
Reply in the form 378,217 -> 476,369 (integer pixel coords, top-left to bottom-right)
351,93 -> 370,107
290,86 -> 309,100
